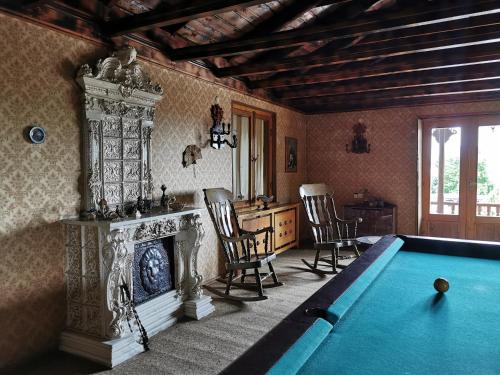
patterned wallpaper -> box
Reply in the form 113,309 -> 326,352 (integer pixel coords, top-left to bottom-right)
0,13 -> 307,368
307,101 -> 500,235
3,10 -> 500,370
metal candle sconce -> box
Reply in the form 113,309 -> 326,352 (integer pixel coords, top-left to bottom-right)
346,121 -> 371,154
209,97 -> 237,149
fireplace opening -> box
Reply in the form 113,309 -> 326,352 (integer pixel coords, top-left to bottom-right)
133,237 -> 175,305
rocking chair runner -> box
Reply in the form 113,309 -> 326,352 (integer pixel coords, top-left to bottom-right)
203,188 -> 283,301
300,184 -> 361,274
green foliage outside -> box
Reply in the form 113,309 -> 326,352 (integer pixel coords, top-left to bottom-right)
431,158 -> 494,197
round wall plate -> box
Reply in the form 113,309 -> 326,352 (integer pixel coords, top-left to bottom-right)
29,126 -> 46,144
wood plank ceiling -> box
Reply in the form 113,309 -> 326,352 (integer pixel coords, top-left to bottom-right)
2,0 -> 500,113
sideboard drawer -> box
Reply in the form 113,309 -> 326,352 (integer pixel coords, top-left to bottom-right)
275,208 -> 296,249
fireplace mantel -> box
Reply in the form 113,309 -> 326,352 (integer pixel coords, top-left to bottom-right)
60,207 -> 215,367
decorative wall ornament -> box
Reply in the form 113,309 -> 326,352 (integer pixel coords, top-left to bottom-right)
346,120 -> 371,154
27,125 -> 46,144
78,45 -> 163,98
209,97 -> 237,149
285,137 -> 298,173
182,145 -> 202,168
77,46 -> 163,213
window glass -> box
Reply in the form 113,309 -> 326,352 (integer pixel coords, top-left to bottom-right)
429,127 -> 461,215
476,125 -> 500,217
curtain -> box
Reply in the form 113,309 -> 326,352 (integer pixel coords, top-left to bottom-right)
255,118 -> 265,196
232,114 -> 250,200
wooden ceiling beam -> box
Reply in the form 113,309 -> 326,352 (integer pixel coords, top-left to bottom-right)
287,78 -> 500,109
298,91 -> 500,114
250,42 -> 500,89
105,0 -> 272,36
272,62 -> 500,99
168,0 -> 500,61
241,0 -> 328,39
217,23 -> 500,77
21,0 -> 49,8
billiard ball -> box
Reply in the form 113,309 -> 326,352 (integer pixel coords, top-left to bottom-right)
434,278 -> 449,293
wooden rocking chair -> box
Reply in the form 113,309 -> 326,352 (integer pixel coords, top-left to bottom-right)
203,188 -> 283,301
300,183 -> 361,275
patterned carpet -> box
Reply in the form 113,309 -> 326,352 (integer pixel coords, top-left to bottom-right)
9,249 -> 356,375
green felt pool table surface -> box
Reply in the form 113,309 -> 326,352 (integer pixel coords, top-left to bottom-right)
222,236 -> 500,375
297,249 -> 500,375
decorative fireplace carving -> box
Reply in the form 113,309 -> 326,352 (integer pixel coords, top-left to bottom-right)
77,46 -> 163,211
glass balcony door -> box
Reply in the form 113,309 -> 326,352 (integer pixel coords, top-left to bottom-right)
421,114 -> 500,241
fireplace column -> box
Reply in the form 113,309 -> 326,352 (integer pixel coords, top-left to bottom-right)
176,214 -> 215,319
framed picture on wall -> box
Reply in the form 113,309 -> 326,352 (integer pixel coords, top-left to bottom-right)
285,137 -> 297,173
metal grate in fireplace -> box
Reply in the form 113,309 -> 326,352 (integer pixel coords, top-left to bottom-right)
133,238 -> 174,305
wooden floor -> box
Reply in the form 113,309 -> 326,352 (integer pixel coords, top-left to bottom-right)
7,249 -> 356,375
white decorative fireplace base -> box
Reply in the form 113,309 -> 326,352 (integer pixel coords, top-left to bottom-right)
60,208 -> 214,367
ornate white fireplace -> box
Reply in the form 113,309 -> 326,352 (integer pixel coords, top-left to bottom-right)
60,47 -> 214,367
61,210 -> 214,367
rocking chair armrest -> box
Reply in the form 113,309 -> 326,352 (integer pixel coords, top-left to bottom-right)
240,226 -> 274,236
220,233 -> 255,243
308,221 -> 332,229
336,217 -> 363,225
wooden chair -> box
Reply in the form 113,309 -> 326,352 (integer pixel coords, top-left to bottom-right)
203,188 -> 283,301
300,183 -> 361,274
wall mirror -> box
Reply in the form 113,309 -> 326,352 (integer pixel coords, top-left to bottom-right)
231,102 -> 276,206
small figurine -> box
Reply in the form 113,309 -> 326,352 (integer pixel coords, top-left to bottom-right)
160,185 -> 168,208
137,196 -> 145,213
99,198 -> 109,214
115,205 -> 126,219
167,195 -> 176,211
81,209 -> 97,221
94,198 -> 121,220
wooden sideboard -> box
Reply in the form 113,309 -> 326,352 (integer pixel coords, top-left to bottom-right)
237,203 -> 300,255
343,203 -> 397,236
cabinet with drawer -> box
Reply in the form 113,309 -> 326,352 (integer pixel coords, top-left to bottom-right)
237,203 -> 300,254
343,203 -> 397,236
240,213 -> 272,254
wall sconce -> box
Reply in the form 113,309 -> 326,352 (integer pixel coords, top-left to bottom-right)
209,97 -> 237,149
346,120 -> 371,154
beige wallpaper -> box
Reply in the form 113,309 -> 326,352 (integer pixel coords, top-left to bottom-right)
0,13 -> 307,368
4,9 -> 500,369
307,101 -> 500,235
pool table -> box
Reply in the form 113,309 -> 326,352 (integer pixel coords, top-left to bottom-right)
222,235 -> 500,375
